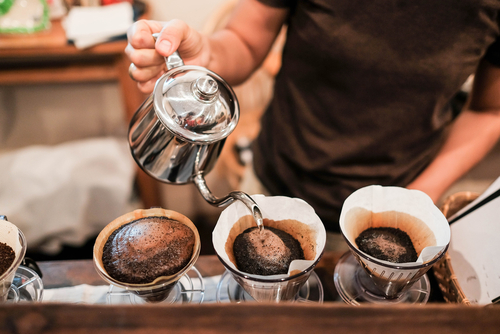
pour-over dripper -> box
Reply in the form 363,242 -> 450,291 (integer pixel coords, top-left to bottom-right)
0,216 -> 27,302
93,208 -> 201,303
334,185 -> 450,303
213,195 -> 326,302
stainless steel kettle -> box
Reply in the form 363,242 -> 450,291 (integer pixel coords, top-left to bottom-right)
128,40 -> 262,228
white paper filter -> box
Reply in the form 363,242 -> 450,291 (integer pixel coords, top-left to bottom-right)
0,220 -> 22,265
213,195 -> 326,279
0,219 -> 23,292
340,185 -> 450,266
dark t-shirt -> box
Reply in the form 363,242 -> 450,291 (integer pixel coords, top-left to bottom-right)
252,0 -> 500,232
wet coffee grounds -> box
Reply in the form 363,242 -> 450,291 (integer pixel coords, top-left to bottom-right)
102,217 -> 195,284
355,227 -> 417,263
233,226 -> 304,275
0,242 -> 15,276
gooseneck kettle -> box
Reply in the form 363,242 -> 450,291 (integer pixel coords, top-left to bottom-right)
128,36 -> 263,228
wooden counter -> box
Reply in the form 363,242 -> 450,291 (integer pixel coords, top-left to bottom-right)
0,254 -> 499,333
1,303 -> 499,334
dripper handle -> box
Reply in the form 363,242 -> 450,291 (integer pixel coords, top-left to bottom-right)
152,33 -> 185,70
193,173 -> 264,230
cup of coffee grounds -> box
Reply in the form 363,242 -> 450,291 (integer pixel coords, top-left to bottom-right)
93,208 -> 201,303
0,218 -> 27,302
213,195 -> 326,302
339,185 -> 450,299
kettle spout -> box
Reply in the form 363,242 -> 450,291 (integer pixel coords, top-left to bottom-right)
193,173 -> 264,231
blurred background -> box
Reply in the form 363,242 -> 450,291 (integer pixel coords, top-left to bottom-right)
0,0 -> 498,261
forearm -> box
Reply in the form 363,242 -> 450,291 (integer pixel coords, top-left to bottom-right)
207,30 -> 267,85
206,0 -> 288,85
407,109 -> 500,202
408,60 -> 500,202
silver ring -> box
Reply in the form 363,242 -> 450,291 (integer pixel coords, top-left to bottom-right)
128,63 -> 137,81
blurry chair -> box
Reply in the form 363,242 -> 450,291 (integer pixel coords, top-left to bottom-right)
202,0 -> 286,189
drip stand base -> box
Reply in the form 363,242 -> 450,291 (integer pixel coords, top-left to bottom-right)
334,252 -> 431,305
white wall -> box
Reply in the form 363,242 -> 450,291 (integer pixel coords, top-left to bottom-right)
145,0 -> 228,31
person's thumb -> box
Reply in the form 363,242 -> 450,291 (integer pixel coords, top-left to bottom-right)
155,19 -> 190,57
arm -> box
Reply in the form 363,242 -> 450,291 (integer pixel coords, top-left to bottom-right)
407,59 -> 500,202
125,0 -> 288,93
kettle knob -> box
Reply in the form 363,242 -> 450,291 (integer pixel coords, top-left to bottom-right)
194,76 -> 219,102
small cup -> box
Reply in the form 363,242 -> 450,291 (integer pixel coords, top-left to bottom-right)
0,220 -> 27,302
93,208 -> 201,303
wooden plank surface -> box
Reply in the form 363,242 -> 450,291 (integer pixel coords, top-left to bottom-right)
0,63 -> 119,85
0,21 -> 66,50
16,256 -> 500,333
0,20 -> 125,55
0,303 -> 499,334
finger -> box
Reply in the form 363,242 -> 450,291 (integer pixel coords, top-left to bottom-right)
127,19 -> 165,49
130,63 -> 165,83
125,44 -> 164,68
154,20 -> 208,67
137,72 -> 164,94
154,19 -> 192,57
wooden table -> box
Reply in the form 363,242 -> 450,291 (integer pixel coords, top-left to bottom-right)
1,253 -> 499,333
0,20 -> 162,208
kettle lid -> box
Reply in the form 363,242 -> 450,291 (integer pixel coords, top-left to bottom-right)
153,62 -> 239,143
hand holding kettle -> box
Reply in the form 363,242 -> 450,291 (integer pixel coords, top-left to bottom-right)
125,19 -> 212,94
124,2 -> 288,92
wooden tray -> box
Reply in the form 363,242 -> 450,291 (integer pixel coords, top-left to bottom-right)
433,191 -> 479,305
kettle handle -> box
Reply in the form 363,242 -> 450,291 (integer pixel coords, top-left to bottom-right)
152,33 -> 185,70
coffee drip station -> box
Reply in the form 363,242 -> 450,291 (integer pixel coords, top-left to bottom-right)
1,0 -> 500,333
1,51 -> 499,332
